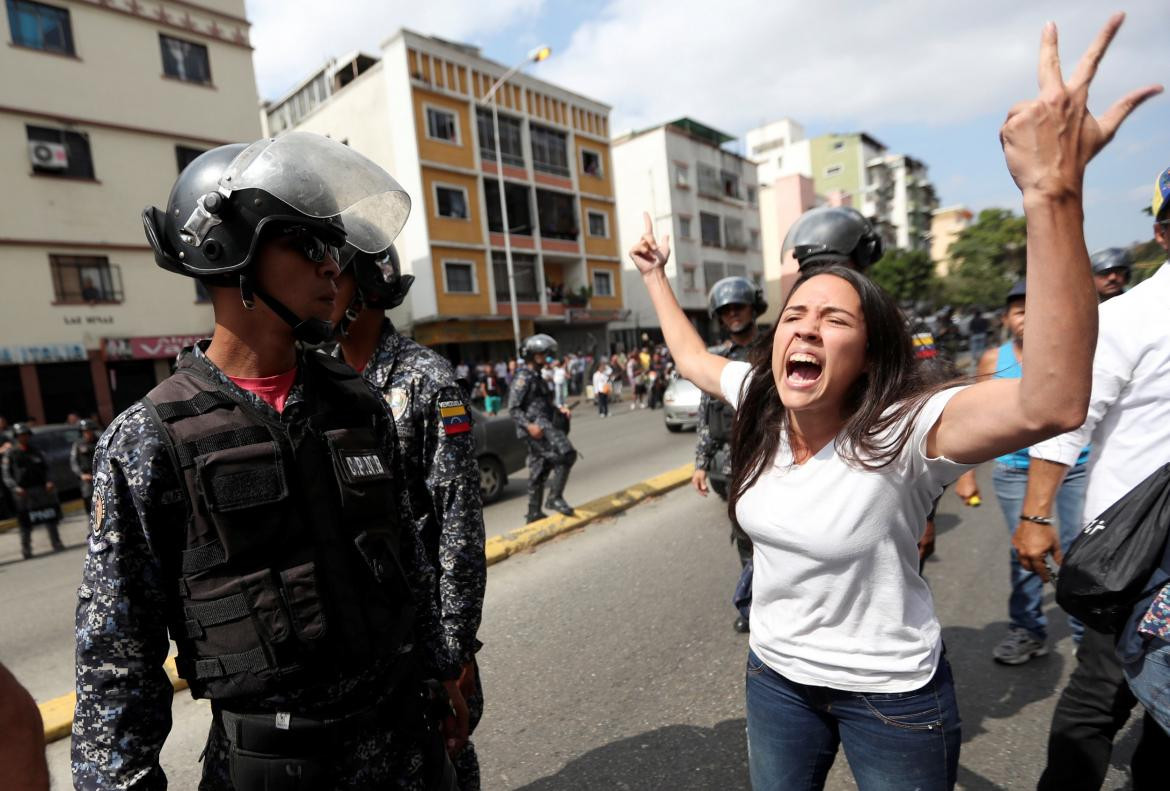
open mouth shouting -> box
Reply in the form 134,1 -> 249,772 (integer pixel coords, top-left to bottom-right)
785,351 -> 824,389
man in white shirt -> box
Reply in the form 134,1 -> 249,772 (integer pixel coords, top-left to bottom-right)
1014,166 -> 1170,790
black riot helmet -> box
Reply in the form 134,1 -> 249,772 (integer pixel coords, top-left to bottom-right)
707,276 -> 767,318
783,206 -> 884,271
521,333 -> 558,362
78,419 -> 97,432
1090,247 -> 1133,278
336,245 -> 414,338
141,132 -> 411,344
12,422 -> 31,438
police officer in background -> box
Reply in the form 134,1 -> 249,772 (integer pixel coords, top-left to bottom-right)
331,245 -> 486,791
69,419 -> 99,516
692,277 -> 766,633
509,334 -> 576,524
782,205 -> 885,275
2,423 -> 64,559
72,133 -> 456,790
1090,246 -> 1132,302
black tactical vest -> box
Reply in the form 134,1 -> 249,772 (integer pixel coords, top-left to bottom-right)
142,349 -> 415,701
706,343 -> 752,444
6,446 -> 48,488
73,440 -> 96,475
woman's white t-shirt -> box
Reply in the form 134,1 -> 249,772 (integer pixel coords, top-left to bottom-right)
721,360 -> 972,693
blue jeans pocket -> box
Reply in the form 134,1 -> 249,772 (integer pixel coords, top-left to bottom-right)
746,650 -> 767,676
855,687 -> 943,731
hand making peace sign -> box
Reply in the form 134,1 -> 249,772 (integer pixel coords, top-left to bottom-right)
1000,13 -> 1161,204
629,211 -> 671,275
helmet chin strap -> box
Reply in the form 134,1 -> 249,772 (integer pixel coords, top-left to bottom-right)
334,295 -> 364,340
245,277 -> 335,345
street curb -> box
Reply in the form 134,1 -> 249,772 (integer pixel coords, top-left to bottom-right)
0,498 -> 85,533
484,462 -> 694,566
39,463 -> 694,743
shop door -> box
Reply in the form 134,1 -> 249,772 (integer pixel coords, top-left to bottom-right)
37,362 -> 96,424
109,360 -> 159,415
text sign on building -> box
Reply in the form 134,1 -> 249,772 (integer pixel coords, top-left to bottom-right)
0,344 -> 89,365
104,335 -> 206,361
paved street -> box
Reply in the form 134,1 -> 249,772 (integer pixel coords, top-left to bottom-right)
4,427 -> 1145,789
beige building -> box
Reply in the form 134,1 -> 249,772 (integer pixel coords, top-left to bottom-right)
0,0 -> 260,424
263,31 -> 622,362
930,205 -> 973,277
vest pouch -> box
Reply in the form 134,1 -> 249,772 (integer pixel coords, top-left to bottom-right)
195,441 -> 294,561
239,569 -> 293,646
353,529 -> 412,602
707,399 -> 735,444
323,428 -> 396,525
279,561 -> 327,642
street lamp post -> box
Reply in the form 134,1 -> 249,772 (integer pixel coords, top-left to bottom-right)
484,45 -> 551,357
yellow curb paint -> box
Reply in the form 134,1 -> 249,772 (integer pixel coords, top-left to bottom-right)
41,657 -> 187,743
39,464 -> 693,743
0,498 -> 85,533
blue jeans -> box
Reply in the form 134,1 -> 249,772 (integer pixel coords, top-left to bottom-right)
992,463 -> 1087,642
745,650 -> 961,790
1125,637 -> 1170,736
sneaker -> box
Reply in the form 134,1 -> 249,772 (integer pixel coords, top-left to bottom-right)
992,627 -> 1048,665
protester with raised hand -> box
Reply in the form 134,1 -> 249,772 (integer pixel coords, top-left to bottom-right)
630,15 -> 1157,789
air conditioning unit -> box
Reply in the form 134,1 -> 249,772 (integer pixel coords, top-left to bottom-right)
29,141 -> 68,170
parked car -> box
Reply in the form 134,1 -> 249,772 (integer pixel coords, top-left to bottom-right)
471,407 -> 527,504
663,374 -> 701,432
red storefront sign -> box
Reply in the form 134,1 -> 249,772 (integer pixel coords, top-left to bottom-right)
103,335 -> 206,361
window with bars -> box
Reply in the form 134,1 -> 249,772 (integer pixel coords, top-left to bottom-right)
586,210 -> 608,238
160,34 -> 211,84
697,163 -> 721,197
7,0 -> 74,55
724,216 -> 747,249
435,185 -> 469,219
476,107 -> 524,167
27,125 -> 94,179
726,263 -> 747,278
483,180 -> 533,235
50,255 -> 123,303
702,261 -> 724,290
592,269 -> 613,297
682,267 -> 697,291
426,106 -> 459,143
530,124 -> 569,177
443,260 -> 476,293
699,212 -> 722,247
678,216 -> 692,239
175,145 -> 206,173
536,189 -> 577,240
581,149 -> 603,178
492,252 -> 539,301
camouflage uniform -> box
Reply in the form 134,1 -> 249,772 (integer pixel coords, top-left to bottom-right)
508,365 -> 576,513
71,343 -> 445,790
342,320 -> 486,791
695,340 -> 753,566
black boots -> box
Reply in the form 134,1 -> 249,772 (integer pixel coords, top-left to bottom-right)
544,466 -> 574,516
525,485 -> 548,524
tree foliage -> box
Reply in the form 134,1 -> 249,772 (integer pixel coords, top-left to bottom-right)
942,208 -> 1027,308
868,248 -> 937,305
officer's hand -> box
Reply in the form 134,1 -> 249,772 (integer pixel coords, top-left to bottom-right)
82,473 -> 93,482
1014,521 -> 1062,582
526,423 -> 544,440
45,481 -> 54,492
14,487 -> 25,498
441,679 -> 470,757
691,469 -> 708,497
629,212 -> 671,275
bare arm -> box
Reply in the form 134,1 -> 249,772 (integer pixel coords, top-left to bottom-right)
1014,458 -> 1072,581
929,15 -> 1161,464
629,212 -> 728,397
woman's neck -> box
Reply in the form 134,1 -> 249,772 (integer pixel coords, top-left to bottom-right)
786,408 -> 843,463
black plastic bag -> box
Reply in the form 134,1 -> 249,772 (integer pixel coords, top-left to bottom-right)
1056,461 -> 1170,633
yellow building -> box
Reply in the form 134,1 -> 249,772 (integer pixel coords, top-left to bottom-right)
0,0 -> 260,423
263,31 -> 623,363
930,205 -> 973,277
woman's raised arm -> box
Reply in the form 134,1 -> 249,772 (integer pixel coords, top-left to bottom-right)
629,212 -> 729,397
931,14 -> 1161,464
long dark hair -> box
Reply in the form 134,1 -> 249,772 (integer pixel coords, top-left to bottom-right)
727,265 -> 960,525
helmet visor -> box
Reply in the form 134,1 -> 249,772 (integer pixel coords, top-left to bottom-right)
221,132 -> 411,253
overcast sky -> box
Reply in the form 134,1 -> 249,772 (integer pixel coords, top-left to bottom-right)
245,0 -> 1170,251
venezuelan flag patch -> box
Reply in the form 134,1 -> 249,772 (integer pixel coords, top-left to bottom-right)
439,400 -> 471,435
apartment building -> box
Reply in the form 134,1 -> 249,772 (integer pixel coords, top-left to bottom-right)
613,118 -> 764,343
263,31 -> 623,363
746,118 -> 939,254
0,0 -> 260,424
930,204 -> 973,277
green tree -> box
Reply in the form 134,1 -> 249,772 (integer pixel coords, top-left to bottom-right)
868,248 -> 937,305
942,208 -> 1027,308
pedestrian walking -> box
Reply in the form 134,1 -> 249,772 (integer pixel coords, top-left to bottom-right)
1089,246 -> 1133,302
552,359 -> 568,407
332,245 -> 487,791
1016,163 -> 1170,788
72,133 -> 457,789
592,363 -> 612,418
509,334 -> 577,523
69,419 -> 99,516
692,276 -> 767,633
628,17 -> 1152,787
2,423 -> 64,559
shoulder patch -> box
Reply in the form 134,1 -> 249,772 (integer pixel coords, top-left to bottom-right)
92,492 -> 105,534
386,387 -> 410,421
439,400 -> 471,436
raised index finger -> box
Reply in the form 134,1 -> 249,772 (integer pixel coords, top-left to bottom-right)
1037,21 -> 1063,91
642,211 -> 653,236
1068,12 -> 1124,93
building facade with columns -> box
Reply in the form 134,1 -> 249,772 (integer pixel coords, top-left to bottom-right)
264,31 -> 624,364
0,0 -> 259,424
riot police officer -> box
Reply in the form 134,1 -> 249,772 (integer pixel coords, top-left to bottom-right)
72,133 -> 456,790
1090,246 -> 1132,302
69,419 -> 98,515
692,277 -> 766,633
331,245 -> 486,791
509,334 -> 576,523
782,205 -> 885,273
1,423 -> 64,559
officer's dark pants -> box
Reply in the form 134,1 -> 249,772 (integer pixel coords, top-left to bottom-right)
17,512 -> 63,558
525,428 -> 576,495
1037,625 -> 1169,790
81,480 -> 94,516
